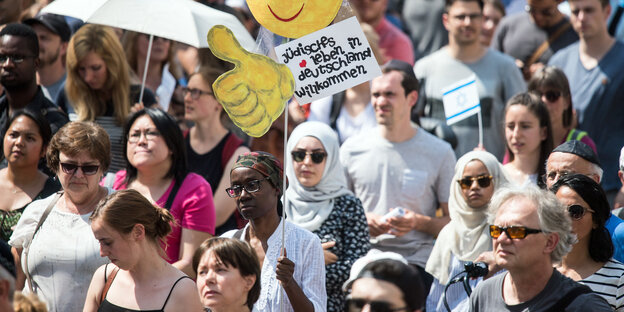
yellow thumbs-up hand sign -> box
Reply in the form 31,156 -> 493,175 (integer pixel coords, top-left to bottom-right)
207,25 -> 295,137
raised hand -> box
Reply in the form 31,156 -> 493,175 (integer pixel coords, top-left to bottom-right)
207,25 -> 295,137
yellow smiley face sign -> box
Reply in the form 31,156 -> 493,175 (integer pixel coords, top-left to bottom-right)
246,0 -> 343,38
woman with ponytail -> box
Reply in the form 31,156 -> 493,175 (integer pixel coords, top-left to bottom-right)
552,174 -> 624,311
84,189 -> 202,312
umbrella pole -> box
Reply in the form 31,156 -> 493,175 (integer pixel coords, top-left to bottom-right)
138,34 -> 154,106
280,101 -> 289,312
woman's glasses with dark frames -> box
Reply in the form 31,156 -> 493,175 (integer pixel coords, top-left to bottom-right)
457,175 -> 493,190
489,225 -> 543,239
225,177 -> 270,198
291,151 -> 327,164
568,204 -> 594,220
182,87 -> 214,100
346,297 -> 407,312
60,163 -> 100,176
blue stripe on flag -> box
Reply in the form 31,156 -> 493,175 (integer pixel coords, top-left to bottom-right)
446,103 -> 481,120
443,80 -> 476,95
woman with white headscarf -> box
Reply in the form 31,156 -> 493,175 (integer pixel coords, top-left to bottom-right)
285,121 -> 370,312
425,151 -> 509,312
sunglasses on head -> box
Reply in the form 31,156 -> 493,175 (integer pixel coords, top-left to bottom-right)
489,225 -> 543,239
457,175 -> 493,190
60,163 -> 100,176
568,204 -> 594,220
291,150 -> 327,164
346,298 -> 407,312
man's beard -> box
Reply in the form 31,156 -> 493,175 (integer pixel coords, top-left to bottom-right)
40,47 -> 60,67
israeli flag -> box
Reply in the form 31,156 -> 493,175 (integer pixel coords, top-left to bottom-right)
441,75 -> 481,126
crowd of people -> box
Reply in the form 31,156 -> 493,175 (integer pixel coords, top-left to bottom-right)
1,0 -> 624,311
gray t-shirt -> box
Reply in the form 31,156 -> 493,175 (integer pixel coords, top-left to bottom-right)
469,269 -> 613,312
492,13 -> 578,65
339,126 -> 456,267
414,47 -> 526,160
401,0 -> 448,62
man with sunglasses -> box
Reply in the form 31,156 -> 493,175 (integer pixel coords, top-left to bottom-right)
549,0 -> 624,211
0,24 -> 68,147
492,0 -> 578,80
545,140 -> 624,262
414,0 -> 525,160
340,59 -> 456,295
470,185 -> 611,311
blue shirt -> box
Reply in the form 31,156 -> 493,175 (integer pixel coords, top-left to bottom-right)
605,213 -> 624,262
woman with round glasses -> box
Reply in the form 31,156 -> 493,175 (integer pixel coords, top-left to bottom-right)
111,108 -> 215,278
285,121 -> 369,312
502,92 -> 553,186
184,68 -> 249,235
0,109 -> 60,242
223,151 -> 327,312
9,121 -> 111,311
527,67 -> 597,153
551,174 -> 624,311
425,151 -> 508,311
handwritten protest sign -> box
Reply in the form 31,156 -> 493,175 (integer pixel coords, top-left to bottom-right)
274,16 -> 382,104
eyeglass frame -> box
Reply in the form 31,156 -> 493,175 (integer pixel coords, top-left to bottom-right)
127,129 -> 162,143
541,170 -> 572,185
60,162 -> 101,176
0,54 -> 36,65
291,150 -> 327,164
568,204 -> 595,220
345,296 -> 408,312
489,225 -> 543,239
457,175 -> 493,190
225,176 -> 271,198
182,87 -> 214,100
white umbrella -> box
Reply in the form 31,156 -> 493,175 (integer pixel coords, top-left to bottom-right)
41,0 -> 256,106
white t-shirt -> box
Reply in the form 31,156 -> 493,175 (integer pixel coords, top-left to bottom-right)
308,96 -> 377,144
9,191 -> 112,312
340,126 -> 456,267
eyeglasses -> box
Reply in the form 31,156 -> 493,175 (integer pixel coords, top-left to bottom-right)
542,170 -> 571,184
525,5 -> 558,17
182,87 -> 214,100
489,225 -> 543,239
60,163 -> 100,176
291,150 -> 327,164
127,129 -> 161,143
346,298 -> 407,312
457,175 -> 493,190
225,177 -> 270,198
451,13 -> 483,22
568,204 -> 595,220
539,90 -> 562,102
0,54 -> 35,65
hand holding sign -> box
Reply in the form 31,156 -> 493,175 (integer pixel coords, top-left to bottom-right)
208,25 -> 295,137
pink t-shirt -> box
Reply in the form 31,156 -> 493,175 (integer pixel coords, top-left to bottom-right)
113,171 -> 216,262
375,18 -> 415,65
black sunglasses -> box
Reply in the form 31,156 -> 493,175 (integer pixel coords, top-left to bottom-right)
291,150 -> 327,164
225,177 -> 270,198
457,175 -> 493,190
346,298 -> 407,312
542,90 -> 562,102
568,204 -> 594,220
489,225 -> 543,239
60,163 -> 100,176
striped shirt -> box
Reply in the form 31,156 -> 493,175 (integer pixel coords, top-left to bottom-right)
581,258 -> 624,311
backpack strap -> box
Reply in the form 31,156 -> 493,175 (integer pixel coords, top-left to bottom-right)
546,284 -> 593,312
566,129 -> 588,142
527,20 -> 572,68
100,265 -> 120,305
220,133 -> 243,170
329,91 -> 345,131
164,178 -> 183,210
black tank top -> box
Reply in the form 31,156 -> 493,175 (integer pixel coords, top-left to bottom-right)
97,265 -> 192,312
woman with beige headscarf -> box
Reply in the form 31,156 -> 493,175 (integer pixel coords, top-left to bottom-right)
425,151 -> 509,311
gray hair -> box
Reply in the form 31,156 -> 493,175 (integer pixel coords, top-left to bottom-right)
591,162 -> 604,182
488,185 -> 576,264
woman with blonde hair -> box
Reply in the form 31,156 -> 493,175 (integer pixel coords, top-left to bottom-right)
84,189 -> 202,311
57,24 -> 156,173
